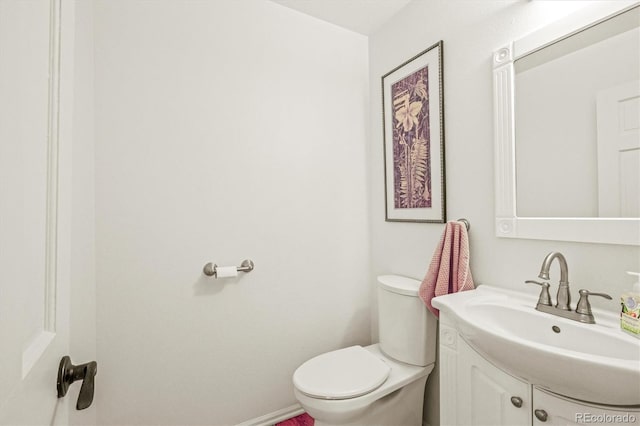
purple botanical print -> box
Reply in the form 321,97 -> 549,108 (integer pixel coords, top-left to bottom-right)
391,66 -> 431,209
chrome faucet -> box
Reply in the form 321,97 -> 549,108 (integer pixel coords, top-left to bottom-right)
538,251 -> 570,310
525,251 -> 612,324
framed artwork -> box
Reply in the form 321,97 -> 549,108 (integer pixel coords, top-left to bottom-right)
382,41 -> 445,223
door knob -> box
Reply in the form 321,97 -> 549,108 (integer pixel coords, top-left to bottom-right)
56,356 -> 97,410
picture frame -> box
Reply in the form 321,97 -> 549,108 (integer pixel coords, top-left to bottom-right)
382,41 -> 445,223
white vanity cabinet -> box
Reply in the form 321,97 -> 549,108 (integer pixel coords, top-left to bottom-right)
439,315 -> 640,426
439,319 -> 531,426
532,387 -> 640,426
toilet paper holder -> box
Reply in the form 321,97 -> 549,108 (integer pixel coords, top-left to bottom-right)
203,259 -> 255,278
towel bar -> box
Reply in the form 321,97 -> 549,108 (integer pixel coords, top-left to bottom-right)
203,259 -> 255,278
457,218 -> 470,231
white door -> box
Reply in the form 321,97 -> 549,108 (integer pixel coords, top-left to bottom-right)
0,0 -> 77,423
597,80 -> 640,217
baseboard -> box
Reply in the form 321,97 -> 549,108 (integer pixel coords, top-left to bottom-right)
236,404 -> 305,426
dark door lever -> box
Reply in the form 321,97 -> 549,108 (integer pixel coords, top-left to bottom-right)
57,356 -> 97,410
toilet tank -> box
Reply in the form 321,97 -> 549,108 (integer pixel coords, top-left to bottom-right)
377,275 -> 436,366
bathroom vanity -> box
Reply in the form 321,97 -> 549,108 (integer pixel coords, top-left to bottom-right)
433,286 -> 640,426
439,319 -> 639,425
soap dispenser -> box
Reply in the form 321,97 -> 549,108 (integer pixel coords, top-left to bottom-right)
621,271 -> 640,338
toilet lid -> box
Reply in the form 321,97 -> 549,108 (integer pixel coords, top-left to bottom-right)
293,346 -> 391,400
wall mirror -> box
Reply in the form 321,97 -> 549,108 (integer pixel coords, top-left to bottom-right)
493,2 -> 640,245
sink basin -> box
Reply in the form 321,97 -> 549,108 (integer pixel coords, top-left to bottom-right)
432,285 -> 640,406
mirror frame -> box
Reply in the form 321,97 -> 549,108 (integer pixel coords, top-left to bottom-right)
493,2 -> 640,246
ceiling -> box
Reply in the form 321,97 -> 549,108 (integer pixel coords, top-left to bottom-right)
270,0 -> 413,35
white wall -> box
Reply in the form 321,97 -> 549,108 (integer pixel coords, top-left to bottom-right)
93,1 -> 369,424
368,1 -> 640,425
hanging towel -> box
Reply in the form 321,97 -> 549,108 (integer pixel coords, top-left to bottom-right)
419,221 -> 474,317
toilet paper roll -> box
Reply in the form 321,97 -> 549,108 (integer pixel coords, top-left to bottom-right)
216,266 -> 238,278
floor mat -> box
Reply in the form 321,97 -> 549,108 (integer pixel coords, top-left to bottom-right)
275,412 -> 314,426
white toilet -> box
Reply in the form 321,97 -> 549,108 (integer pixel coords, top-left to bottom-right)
293,275 -> 437,426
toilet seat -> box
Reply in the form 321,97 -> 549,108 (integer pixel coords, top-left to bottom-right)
293,346 -> 391,400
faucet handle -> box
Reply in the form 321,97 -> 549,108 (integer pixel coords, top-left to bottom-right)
575,289 -> 613,321
525,280 -> 552,306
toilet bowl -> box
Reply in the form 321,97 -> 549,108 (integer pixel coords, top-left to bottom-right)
292,275 -> 437,426
293,344 -> 434,425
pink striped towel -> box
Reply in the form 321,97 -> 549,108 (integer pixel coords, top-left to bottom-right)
418,221 -> 474,317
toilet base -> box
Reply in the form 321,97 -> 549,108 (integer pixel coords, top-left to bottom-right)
312,375 -> 427,426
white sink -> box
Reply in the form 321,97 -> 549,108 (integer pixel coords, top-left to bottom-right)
432,285 -> 640,406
